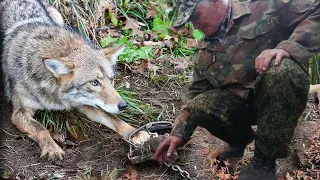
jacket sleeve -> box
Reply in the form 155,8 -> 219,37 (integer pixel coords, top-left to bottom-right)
170,52 -> 213,140
185,64 -> 213,101
275,0 -> 320,69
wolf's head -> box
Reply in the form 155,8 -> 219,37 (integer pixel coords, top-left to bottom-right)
43,45 -> 127,114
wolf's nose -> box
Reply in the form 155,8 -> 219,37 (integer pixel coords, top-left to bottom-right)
118,102 -> 128,111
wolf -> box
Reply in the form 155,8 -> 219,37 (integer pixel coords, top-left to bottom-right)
0,0 -> 150,160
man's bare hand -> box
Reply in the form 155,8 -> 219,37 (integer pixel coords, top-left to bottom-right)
255,49 -> 290,74
154,135 -> 185,164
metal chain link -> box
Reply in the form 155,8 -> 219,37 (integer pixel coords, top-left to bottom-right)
165,162 -> 197,180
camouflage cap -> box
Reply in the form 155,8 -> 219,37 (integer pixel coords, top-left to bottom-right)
173,0 -> 201,27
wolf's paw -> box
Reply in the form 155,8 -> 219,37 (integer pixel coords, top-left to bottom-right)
46,6 -> 64,26
40,140 -> 65,160
131,130 -> 151,145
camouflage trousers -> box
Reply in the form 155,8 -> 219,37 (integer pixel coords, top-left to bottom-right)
172,59 -> 309,158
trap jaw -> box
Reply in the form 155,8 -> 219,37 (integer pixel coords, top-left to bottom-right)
127,121 -> 173,164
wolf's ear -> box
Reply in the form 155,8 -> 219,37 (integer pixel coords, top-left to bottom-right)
43,59 -> 75,75
101,46 -> 126,66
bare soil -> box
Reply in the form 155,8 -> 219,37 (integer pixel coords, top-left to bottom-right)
1,68 -> 319,180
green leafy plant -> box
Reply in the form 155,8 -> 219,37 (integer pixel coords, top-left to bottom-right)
192,29 -> 205,41
152,17 -> 170,39
118,44 -> 154,63
100,36 -> 117,47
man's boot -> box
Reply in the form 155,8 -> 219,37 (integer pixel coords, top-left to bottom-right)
220,131 -> 256,159
239,153 -> 277,180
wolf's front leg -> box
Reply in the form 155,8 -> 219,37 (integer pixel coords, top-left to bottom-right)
77,106 -> 150,144
11,96 -> 65,160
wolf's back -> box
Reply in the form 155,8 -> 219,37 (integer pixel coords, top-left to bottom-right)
0,0 -> 82,106
0,0 -> 54,32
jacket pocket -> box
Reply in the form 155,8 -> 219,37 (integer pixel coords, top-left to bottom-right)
200,51 -> 234,88
241,18 -> 277,52
289,0 -> 315,13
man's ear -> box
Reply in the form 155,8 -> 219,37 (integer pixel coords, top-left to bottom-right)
101,46 -> 126,66
43,58 -> 75,76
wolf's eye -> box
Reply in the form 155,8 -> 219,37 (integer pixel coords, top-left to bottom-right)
90,80 -> 100,86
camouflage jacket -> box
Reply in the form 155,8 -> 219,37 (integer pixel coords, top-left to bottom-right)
186,0 -> 320,100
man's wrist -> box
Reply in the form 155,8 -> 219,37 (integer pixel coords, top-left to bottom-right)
170,132 -> 191,142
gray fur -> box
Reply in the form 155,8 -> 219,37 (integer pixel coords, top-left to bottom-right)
0,0 -> 117,111
0,0 -> 150,160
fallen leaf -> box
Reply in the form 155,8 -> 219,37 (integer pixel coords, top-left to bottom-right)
168,26 -> 191,37
153,48 -> 164,57
49,126 -> 65,143
146,7 -> 157,19
148,31 -> 159,40
123,18 -> 144,37
297,170 -> 304,177
285,172 -> 294,180
218,173 -> 231,180
138,60 -> 148,73
154,48 -> 159,55
95,1 -> 112,20
186,38 -> 198,49
304,176 -> 312,180
163,39 -> 175,48
119,164 -> 138,180
148,62 -> 160,72
138,60 -> 160,73
163,35 -> 178,42
206,149 -> 220,163
106,28 -> 122,37
170,57 -> 191,71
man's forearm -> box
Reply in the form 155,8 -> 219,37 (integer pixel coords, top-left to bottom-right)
170,109 -> 197,141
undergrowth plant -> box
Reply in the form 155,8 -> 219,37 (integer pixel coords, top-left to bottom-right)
310,54 -> 320,84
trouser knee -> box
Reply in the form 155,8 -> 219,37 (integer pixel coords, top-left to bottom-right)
255,58 -> 309,109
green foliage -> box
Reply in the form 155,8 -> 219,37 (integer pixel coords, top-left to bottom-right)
40,110 -> 58,131
100,36 -> 129,48
117,89 -> 146,115
117,0 -> 150,30
192,29 -> 205,41
100,36 -> 117,48
109,12 -> 119,27
117,36 -> 128,46
152,18 -> 169,39
117,87 -> 157,124
173,38 -> 196,57
118,44 -> 154,63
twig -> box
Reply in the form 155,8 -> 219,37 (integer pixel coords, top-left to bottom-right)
23,163 -> 42,168
1,128 -> 21,138
133,40 -> 165,47
85,141 -> 102,151
3,141 -> 17,154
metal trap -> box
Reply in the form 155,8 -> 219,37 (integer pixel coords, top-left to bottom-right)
127,121 -> 173,164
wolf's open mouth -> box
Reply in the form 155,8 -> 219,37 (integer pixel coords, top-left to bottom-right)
95,105 -> 104,111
